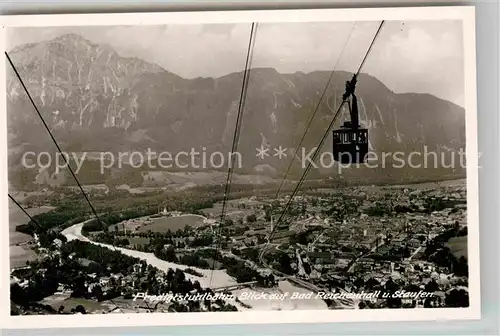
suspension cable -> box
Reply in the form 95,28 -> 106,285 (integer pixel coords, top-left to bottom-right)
7,52 -> 136,315
356,21 -> 385,76
6,51 -> 122,266
274,22 -> 357,199
5,52 -> 106,227
8,192 -> 128,313
8,194 -> 41,228
267,20 -> 385,244
209,22 -> 258,287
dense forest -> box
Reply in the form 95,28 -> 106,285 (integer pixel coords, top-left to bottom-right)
16,184 -> 257,236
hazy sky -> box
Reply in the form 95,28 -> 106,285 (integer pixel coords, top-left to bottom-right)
8,20 -> 465,106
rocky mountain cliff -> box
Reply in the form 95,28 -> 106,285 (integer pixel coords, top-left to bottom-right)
7,34 -> 466,188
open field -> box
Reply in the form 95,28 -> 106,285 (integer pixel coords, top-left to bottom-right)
39,295 -> 113,314
164,171 -> 277,186
137,215 -> 205,233
10,245 -> 37,269
131,170 -> 280,192
7,190 -> 54,203
446,235 -> 468,260
9,203 -> 55,269
384,178 -> 466,190
9,203 -> 56,244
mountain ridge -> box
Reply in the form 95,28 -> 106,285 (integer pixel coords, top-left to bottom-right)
6,33 -> 466,188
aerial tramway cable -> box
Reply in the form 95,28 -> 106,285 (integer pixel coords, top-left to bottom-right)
266,20 -> 385,246
209,22 -> 258,287
355,21 -> 385,76
6,51 -> 132,312
8,191 -> 132,313
274,22 -> 356,199
8,194 -> 42,228
5,52 -> 106,228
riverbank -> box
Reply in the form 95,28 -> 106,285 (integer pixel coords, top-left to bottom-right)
62,222 -> 235,288
62,221 -> 328,311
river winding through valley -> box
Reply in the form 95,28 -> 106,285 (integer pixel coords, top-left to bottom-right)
62,221 -> 328,311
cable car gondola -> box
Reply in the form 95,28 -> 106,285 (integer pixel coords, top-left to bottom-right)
332,74 -> 369,164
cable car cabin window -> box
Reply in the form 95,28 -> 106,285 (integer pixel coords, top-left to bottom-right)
333,129 -> 368,144
332,128 -> 369,164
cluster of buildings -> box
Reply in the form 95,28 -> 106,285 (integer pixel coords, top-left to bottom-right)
203,182 -> 468,306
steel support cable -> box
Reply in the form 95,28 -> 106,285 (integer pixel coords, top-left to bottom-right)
355,21 -> 385,76
8,194 -> 42,228
8,193 -> 128,313
266,20 -> 385,245
274,22 -> 357,199
209,23 -> 258,287
6,52 -> 106,228
6,53 -> 131,313
9,199 -> 130,315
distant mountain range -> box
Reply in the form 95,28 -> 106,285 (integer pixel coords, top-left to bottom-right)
6,33 -> 466,189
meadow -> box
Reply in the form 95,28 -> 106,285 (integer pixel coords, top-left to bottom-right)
9,203 -> 55,269
446,235 -> 468,260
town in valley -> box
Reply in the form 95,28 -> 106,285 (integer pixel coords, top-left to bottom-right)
10,178 -> 469,314
6,20 -> 471,316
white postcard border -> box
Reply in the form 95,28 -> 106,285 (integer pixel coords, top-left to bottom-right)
0,5 -> 480,329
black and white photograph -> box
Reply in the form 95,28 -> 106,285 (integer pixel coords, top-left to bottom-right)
0,6 -> 480,328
